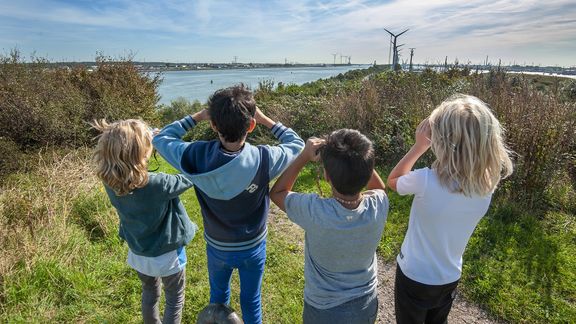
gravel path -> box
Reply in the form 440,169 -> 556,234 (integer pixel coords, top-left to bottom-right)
269,205 -> 503,323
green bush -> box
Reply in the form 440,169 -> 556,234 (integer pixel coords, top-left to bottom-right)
156,98 -> 202,126
0,50 -> 160,151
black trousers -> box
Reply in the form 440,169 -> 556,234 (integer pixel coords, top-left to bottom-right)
394,265 -> 459,324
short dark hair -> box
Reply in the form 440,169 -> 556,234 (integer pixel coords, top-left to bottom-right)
208,84 -> 256,143
321,129 -> 374,196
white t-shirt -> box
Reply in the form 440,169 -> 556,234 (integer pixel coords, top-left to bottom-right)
396,168 -> 492,285
127,246 -> 187,277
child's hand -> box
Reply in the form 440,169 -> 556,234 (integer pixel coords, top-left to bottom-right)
302,137 -> 326,162
192,109 -> 210,123
254,107 -> 275,129
414,118 -> 432,152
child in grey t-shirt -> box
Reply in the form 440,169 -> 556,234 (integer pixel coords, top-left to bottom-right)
271,129 -> 389,324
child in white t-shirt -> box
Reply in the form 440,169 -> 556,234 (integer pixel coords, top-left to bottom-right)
387,94 -> 513,323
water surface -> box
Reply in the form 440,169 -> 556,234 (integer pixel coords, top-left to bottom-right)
157,65 -> 366,105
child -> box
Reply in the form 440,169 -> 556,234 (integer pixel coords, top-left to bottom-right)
387,94 -> 513,324
92,119 -> 197,324
270,129 -> 389,324
152,84 -> 304,324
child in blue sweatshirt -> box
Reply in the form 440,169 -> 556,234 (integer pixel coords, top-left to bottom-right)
153,84 -> 304,324
93,119 -> 197,324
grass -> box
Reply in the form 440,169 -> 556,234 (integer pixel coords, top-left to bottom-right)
0,152 -> 307,323
1,151 -> 575,323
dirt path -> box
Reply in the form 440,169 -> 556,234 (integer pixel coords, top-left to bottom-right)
268,205 -> 503,323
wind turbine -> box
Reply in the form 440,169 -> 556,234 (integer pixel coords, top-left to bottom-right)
332,53 -> 338,65
383,28 -> 409,71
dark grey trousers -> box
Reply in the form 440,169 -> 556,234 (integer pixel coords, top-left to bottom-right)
137,269 -> 186,324
394,265 -> 459,324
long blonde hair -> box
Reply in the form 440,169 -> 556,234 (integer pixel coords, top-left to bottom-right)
429,94 -> 513,196
92,119 -> 152,196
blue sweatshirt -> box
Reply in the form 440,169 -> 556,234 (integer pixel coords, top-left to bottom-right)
152,115 -> 304,251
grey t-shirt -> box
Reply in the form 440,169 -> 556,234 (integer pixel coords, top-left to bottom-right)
285,189 -> 388,309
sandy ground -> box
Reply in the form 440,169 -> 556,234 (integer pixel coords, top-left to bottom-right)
268,205 -> 503,323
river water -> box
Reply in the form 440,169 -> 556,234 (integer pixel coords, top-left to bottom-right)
156,65 -> 366,105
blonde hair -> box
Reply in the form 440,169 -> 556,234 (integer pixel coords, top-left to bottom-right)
92,119 -> 152,196
429,94 -> 513,196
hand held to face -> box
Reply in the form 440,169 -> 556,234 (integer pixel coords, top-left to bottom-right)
303,137 -> 326,162
414,118 -> 432,152
254,107 -> 275,129
192,109 -> 210,122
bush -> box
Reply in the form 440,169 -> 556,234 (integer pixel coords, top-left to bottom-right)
0,138 -> 25,180
254,68 -> 576,207
468,73 -> 576,206
156,98 -> 202,126
0,50 -> 160,150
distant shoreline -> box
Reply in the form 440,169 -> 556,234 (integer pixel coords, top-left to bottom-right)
26,60 -> 576,78
139,63 -> 364,73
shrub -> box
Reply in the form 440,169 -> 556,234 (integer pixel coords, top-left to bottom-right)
255,68 -> 575,207
468,73 -> 576,206
0,138 -> 25,180
156,98 -> 202,126
0,50 -> 160,151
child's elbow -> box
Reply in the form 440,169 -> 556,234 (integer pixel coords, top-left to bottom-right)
387,178 -> 398,192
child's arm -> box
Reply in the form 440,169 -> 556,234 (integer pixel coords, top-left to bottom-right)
270,138 -> 325,212
152,110 -> 210,173
161,174 -> 194,199
254,108 -> 305,179
387,118 -> 431,191
366,170 -> 386,191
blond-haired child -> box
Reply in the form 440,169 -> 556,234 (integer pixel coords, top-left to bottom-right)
93,119 -> 197,324
387,95 -> 513,323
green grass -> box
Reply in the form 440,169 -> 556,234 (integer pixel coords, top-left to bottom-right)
462,203 -> 576,323
0,156 -> 307,323
1,156 -> 575,323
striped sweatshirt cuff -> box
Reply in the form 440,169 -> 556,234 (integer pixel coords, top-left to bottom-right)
179,115 -> 196,131
271,122 -> 288,138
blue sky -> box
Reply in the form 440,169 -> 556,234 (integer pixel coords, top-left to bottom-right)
1,0 -> 575,66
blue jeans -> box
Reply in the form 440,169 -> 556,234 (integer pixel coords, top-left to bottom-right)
303,290 -> 378,324
206,240 -> 267,324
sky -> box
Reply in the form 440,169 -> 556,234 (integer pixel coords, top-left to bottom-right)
0,0 -> 575,66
